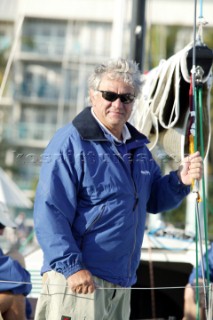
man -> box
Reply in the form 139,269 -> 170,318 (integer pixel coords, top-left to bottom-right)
34,58 -> 203,320
183,243 -> 213,320
0,202 -> 32,320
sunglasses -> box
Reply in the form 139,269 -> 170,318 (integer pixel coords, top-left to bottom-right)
98,90 -> 135,104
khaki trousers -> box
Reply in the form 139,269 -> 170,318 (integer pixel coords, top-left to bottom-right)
34,270 -> 131,320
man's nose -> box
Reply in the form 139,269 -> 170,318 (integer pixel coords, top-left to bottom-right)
112,97 -> 124,107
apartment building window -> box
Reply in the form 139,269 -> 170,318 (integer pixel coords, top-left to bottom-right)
63,67 -> 78,102
21,18 -> 111,59
20,63 -> 82,106
19,105 -> 57,141
21,18 -> 66,56
21,63 -> 61,100
68,21 -> 111,58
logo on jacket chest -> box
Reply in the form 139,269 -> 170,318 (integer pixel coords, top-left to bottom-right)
141,170 -> 151,175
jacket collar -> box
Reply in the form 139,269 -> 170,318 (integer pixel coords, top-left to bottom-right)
72,106 -> 149,145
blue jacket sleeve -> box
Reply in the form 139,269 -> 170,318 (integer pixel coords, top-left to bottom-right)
34,141 -> 84,278
146,156 -> 190,213
0,255 -> 32,295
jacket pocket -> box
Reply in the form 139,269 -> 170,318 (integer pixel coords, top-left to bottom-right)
84,204 -> 106,233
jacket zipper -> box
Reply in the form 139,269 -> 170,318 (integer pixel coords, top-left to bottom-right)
111,144 -> 139,210
111,143 -> 139,279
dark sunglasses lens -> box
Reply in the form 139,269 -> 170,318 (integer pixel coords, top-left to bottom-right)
102,91 -> 117,102
101,91 -> 135,104
120,94 -> 134,104
0,223 -> 5,229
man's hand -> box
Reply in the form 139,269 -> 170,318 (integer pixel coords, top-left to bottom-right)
67,269 -> 96,294
178,151 -> 203,185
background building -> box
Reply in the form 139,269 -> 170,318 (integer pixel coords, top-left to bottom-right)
0,0 -> 133,196
0,0 -> 212,200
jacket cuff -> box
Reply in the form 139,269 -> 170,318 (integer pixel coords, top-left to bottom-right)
169,170 -> 190,194
62,262 -> 85,279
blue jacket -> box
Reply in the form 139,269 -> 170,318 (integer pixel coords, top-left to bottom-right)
0,248 -> 32,295
34,107 -> 190,287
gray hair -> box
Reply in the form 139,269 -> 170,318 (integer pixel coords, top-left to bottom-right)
88,58 -> 142,97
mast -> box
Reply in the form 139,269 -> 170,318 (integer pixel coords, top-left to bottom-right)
133,0 -> 146,73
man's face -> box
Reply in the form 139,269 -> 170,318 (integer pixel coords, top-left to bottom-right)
90,76 -> 135,138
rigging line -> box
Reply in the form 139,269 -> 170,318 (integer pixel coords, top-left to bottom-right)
0,15 -> 24,100
0,279 -> 210,291
189,77 -> 200,319
0,0 -> 28,100
191,0 -> 209,318
147,234 -> 156,319
195,218 -> 200,320
194,189 -> 208,317
198,84 -> 210,287
191,2 -> 202,316
198,0 -> 203,19
39,285 -> 212,294
197,0 -> 208,43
